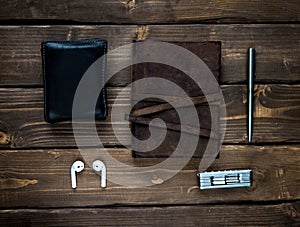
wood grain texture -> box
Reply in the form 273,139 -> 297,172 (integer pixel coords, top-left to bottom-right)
0,87 -> 131,148
0,203 -> 299,226
0,25 -> 299,86
0,0 -> 299,23
0,145 -> 299,208
147,24 -> 300,84
1,1 -> 299,225
0,84 -> 299,148
0,25 -> 136,87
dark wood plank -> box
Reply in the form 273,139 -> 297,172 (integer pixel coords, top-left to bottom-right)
0,25 -> 299,86
0,84 -> 299,148
0,87 -> 132,147
0,25 -> 136,87
0,145 -> 299,207
1,203 -> 299,226
253,84 -> 300,143
147,24 -> 300,84
0,0 -> 299,23
224,84 -> 300,143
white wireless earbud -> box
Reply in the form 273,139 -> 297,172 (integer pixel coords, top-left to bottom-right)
71,160 -> 84,189
92,160 -> 106,188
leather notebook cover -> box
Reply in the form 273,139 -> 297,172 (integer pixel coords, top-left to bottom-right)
41,38 -> 107,123
131,41 -> 221,158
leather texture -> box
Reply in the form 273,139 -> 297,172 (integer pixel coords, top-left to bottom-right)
41,38 -> 107,123
131,40 -> 221,158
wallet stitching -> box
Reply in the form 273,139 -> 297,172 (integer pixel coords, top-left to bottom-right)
42,43 -> 48,122
101,41 -> 108,118
42,39 -> 107,122
43,39 -> 104,45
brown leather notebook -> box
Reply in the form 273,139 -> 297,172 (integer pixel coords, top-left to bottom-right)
130,41 -> 221,158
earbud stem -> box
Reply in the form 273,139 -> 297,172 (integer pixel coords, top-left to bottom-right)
71,168 -> 77,189
101,167 -> 106,188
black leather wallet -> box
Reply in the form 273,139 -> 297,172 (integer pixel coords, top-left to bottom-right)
41,38 -> 108,123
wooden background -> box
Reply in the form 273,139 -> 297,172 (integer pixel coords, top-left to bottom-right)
0,0 -> 299,226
